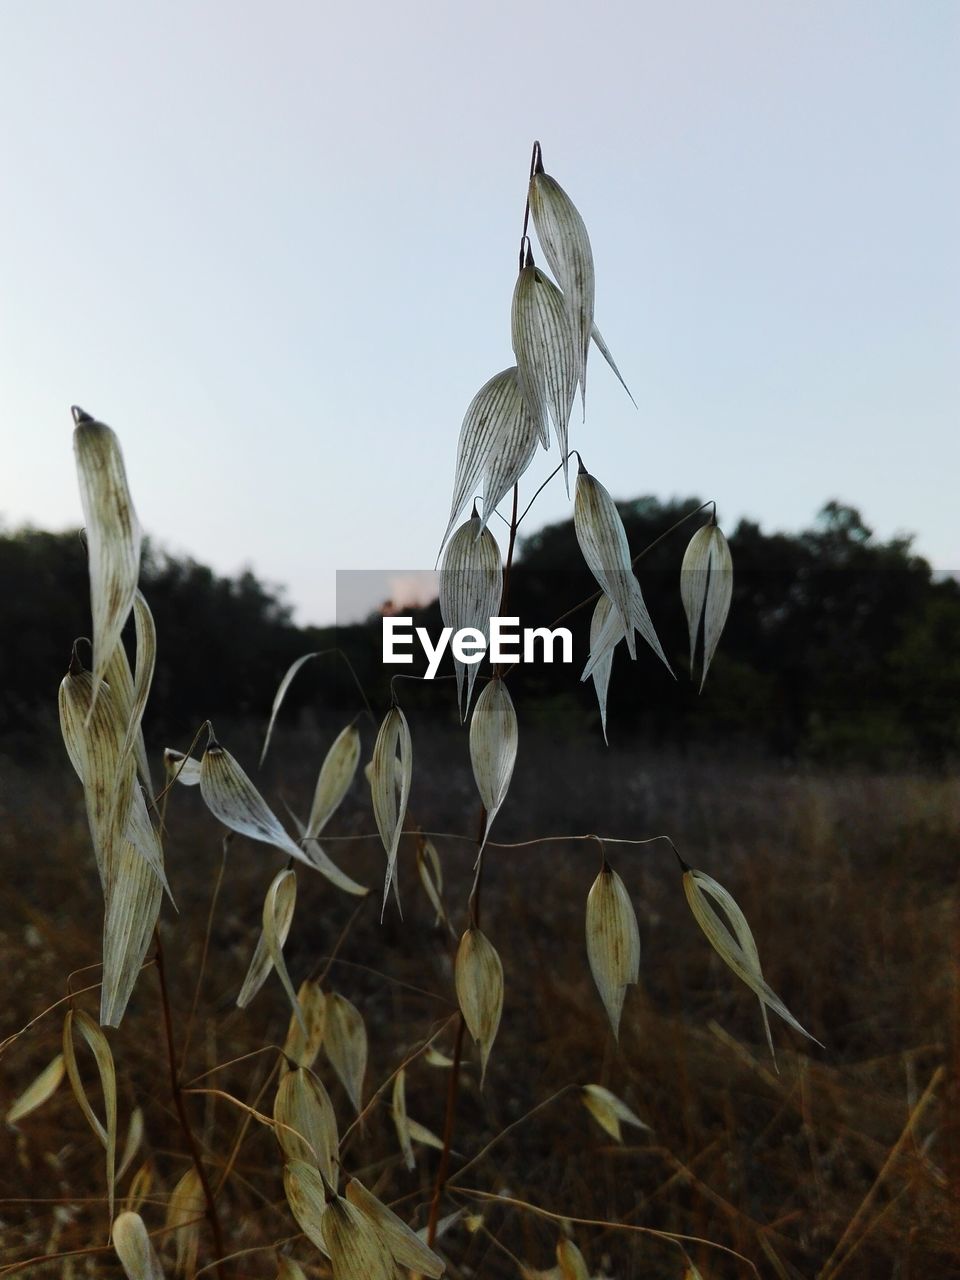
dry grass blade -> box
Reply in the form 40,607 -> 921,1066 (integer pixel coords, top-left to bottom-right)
324,992 -> 367,1115
442,366 -> 538,548
370,706 -> 412,910
512,263 -> 578,480
573,464 -> 638,660
199,729 -> 313,867
306,724 -> 361,838
73,412 -> 142,713
345,1176 -> 446,1277
274,1066 -> 339,1184
439,516 -> 502,719
528,168 -> 595,407
468,676 -> 518,852
585,860 -> 640,1039
112,1211 -> 166,1280
282,981 -> 327,1070
681,522 -> 733,690
5,1052 -> 65,1125
260,652 -> 322,766
682,868 -> 823,1047
391,1067 -> 415,1170
580,1084 -> 649,1143
455,928 -> 504,1087
282,1159 -> 331,1257
63,1008 -> 118,1230
164,1166 -> 203,1277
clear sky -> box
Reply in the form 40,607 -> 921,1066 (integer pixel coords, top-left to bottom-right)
2,2 -> 956,624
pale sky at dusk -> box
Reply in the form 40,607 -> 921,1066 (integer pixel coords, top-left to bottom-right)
2,2 -> 956,624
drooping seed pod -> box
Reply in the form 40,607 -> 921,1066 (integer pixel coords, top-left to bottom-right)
237,868 -> 300,1030
306,724 -> 361,838
63,1008 -> 118,1228
512,256 -> 578,480
469,676 -> 518,853
73,408 -> 142,713
112,1211 -> 165,1280
323,992 -> 367,1115
682,864 -> 823,1055
455,927 -> 504,1086
369,705 -> 413,909
5,1053 -> 65,1125
282,980 -> 327,1070
442,366 -> 539,548
164,1166 -> 203,1278
274,1065 -> 338,1185
580,1083 -> 650,1143
681,519 -> 733,690
439,515 -> 502,720
345,1177 -> 445,1277
321,1189 -> 397,1280
528,162 -> 596,406
557,1237 -> 590,1280
585,859 -> 640,1039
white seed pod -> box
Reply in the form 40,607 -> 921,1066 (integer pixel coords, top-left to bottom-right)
585,860 -> 640,1040
682,866 -> 823,1049
442,366 -> 539,548
407,1117 -> 444,1150
274,1065 -> 339,1185
369,705 -> 413,910
511,260 -> 578,477
164,1166 -> 203,1278
345,1177 -> 445,1277
282,980 -> 327,1070
112,1211 -> 166,1280
301,837 -> 369,896
455,928 -> 504,1086
237,868 -> 299,1023
573,465 -> 639,660
199,730 -> 312,867
439,516 -> 502,719
580,1084 -> 650,1143
321,1192 -> 397,1280
282,1159 -> 331,1257
681,521 -> 734,690
100,834 -> 164,1027
306,724 -> 361,838
63,1009 -> 118,1226
73,409 -> 142,712
528,166 -> 596,405
469,676 -> 518,853
163,749 -> 202,786
584,595 -> 620,743
5,1053 -> 65,1125
323,992 -> 367,1115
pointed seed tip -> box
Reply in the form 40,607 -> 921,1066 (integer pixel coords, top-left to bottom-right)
71,405 -> 94,424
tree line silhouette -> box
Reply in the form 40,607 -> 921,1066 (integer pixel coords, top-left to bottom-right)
2,498 -> 957,765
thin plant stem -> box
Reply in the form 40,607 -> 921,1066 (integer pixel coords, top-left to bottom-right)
179,835 -> 231,1071
153,928 -> 227,1279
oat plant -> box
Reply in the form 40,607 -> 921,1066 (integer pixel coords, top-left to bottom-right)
1,142 -> 834,1280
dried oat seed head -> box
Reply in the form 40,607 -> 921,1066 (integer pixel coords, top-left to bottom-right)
585,860 -> 640,1039
455,927 -> 504,1086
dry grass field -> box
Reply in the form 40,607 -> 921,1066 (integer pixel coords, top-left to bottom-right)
1,723 -> 956,1279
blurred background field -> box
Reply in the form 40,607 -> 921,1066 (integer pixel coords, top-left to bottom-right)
1,498 -> 958,1277
1,724 -> 957,1278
